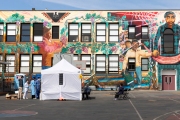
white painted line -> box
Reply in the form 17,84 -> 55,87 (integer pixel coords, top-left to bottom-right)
129,99 -> 143,120
153,110 -> 180,120
169,98 -> 180,103
130,93 -> 136,98
12,104 -> 35,111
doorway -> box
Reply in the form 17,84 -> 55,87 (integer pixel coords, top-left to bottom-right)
162,75 -> 175,90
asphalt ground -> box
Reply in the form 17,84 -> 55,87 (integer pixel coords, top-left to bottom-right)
0,90 -> 180,120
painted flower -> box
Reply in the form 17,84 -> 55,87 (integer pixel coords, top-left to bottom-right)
60,35 -> 67,46
111,46 -> 117,52
82,47 -> 88,53
90,17 -> 94,23
16,21 -> 20,26
69,47 -> 75,53
43,21 -> 48,27
31,46 -> 34,52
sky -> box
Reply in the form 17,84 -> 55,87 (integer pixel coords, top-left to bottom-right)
1,0 -> 180,10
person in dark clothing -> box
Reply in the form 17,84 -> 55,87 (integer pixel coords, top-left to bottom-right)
114,83 -> 124,100
82,84 -> 91,100
18,76 -> 24,100
36,77 -> 41,99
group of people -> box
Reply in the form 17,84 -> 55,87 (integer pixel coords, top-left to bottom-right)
17,76 -> 41,100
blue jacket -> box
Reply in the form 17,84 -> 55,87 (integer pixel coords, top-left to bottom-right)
30,80 -> 36,95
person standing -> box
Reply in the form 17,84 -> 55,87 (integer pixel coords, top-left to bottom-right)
30,77 -> 36,99
36,77 -> 41,99
18,76 -> 23,100
23,80 -> 29,99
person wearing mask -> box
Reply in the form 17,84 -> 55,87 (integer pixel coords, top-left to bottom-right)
30,77 -> 36,99
18,76 -> 23,100
23,80 -> 29,99
36,77 -> 41,99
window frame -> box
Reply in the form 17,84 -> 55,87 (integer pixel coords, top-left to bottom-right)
68,23 -> 79,42
73,54 -> 79,61
52,26 -> 59,39
96,54 -> 106,74
0,54 -> 2,72
141,26 -> 149,39
108,23 -> 119,42
5,54 -> 15,73
128,25 -> 136,39
0,23 -> 4,42
80,54 -> 91,74
163,28 -> 174,54
33,23 -> 43,42
19,54 -> 30,73
96,23 -> 106,42
141,58 -> 149,71
32,54 -> 42,73
20,23 -> 30,42
108,54 -> 119,74
128,58 -> 135,71
81,23 -> 91,42
6,23 -> 16,42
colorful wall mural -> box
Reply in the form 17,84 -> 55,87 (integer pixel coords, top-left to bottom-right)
0,10 -> 180,90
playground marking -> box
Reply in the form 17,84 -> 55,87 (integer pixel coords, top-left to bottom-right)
12,104 -> 35,111
153,110 -> 180,120
169,98 -> 180,103
129,99 -> 143,120
130,93 -> 136,98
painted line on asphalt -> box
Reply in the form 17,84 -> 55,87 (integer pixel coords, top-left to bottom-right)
12,104 -> 35,111
169,98 -> 180,103
153,110 -> 180,120
129,99 -> 143,120
130,93 -> 136,98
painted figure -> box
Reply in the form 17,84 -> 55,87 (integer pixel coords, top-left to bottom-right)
38,26 -> 63,67
30,77 -> 36,99
153,11 -> 180,56
119,55 -> 124,71
122,41 -> 152,88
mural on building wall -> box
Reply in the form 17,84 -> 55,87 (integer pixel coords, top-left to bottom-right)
0,11 -> 180,90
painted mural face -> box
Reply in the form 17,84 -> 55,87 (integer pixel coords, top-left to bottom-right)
165,14 -> 175,28
131,42 -> 139,51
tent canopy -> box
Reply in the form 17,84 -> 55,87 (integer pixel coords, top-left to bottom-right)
41,59 -> 81,74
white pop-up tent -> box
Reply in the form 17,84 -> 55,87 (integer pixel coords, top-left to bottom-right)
41,59 -> 82,101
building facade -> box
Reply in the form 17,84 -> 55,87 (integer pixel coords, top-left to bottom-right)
0,10 -> 179,90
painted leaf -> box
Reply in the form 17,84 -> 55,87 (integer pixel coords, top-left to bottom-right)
61,47 -> 68,53
76,49 -> 82,54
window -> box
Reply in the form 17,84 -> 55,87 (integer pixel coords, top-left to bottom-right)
141,26 -> 148,39
81,54 -> 91,74
109,23 -> 119,42
51,57 -> 53,67
73,54 -> 79,60
128,58 -> 135,71
20,23 -> 30,42
33,23 -> 43,42
141,58 -> 149,71
5,54 -> 15,72
52,26 -> 59,39
108,55 -> 119,73
163,28 -> 174,54
96,54 -> 106,73
0,24 -> 3,42
96,23 -> 106,42
20,54 -> 30,72
81,23 -> 91,42
6,24 -> 16,42
32,55 -> 42,73
68,23 -> 78,42
59,74 -> 63,85
0,55 -> 2,72
128,26 -> 136,39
